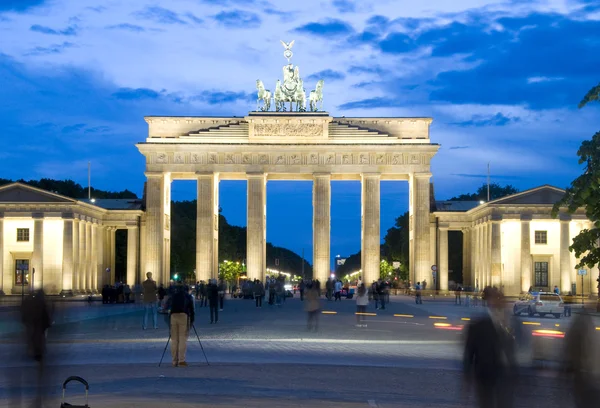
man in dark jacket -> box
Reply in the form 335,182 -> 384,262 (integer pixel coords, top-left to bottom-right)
165,285 -> 195,367
463,286 -> 516,408
207,279 -> 220,324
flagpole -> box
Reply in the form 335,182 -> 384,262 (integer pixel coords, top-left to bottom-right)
88,161 -> 91,200
487,162 -> 490,202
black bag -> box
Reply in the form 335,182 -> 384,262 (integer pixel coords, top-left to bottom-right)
60,376 -> 89,407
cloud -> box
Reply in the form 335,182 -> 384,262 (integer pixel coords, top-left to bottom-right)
134,6 -> 187,25
86,6 -> 106,13
30,24 -> 78,36
185,12 -> 203,24
379,32 -> 416,54
347,65 -> 388,76
84,125 -> 111,133
62,123 -> 86,133
25,42 -> 75,56
448,146 -> 470,150
112,88 -> 161,100
106,23 -> 146,32
213,10 -> 261,28
332,0 -> 356,13
527,76 -> 564,84
452,113 -> 521,127
191,90 -> 253,105
293,19 -> 354,37
338,97 -> 402,110
263,7 -> 296,21
0,0 -> 47,12
307,69 -> 345,82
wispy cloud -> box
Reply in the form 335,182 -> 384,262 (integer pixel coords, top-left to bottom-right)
213,10 -> 261,28
134,6 -> 188,25
527,76 -> 564,84
25,42 -> 75,56
452,113 -> 520,127
191,90 -> 253,105
30,24 -> 78,36
307,69 -> 345,82
0,0 -> 46,12
293,19 -> 354,37
448,146 -> 470,150
332,0 -> 356,13
62,123 -> 86,133
106,23 -> 146,32
112,88 -> 161,100
185,12 -> 203,24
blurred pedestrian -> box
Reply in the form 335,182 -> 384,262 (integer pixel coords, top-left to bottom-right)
254,279 -> 264,308
218,279 -> 226,311
415,282 -> 422,304
355,283 -> 369,327
305,282 -> 320,332
165,285 -> 195,367
334,279 -> 342,301
463,286 -> 517,408
142,272 -> 158,330
207,279 -> 219,324
563,310 -> 600,407
299,279 -> 305,301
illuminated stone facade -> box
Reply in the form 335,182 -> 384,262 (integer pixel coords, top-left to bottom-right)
0,183 -> 143,295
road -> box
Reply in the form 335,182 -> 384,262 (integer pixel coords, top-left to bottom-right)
0,294 -> 596,407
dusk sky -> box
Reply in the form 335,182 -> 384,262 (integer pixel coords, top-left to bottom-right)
1,0 -> 599,268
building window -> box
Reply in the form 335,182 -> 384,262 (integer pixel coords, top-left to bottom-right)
534,261 -> 549,287
534,230 -> 547,244
16,228 -> 30,242
15,259 -> 30,285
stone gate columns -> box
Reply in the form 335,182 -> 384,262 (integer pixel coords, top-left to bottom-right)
361,174 -> 380,284
61,214 -> 74,296
313,173 -> 331,284
560,215 -> 571,293
91,222 -> 98,292
110,227 -> 116,284
32,214 -> 44,292
85,221 -> 92,292
490,215 -> 502,287
462,229 -> 471,287
196,172 -> 220,282
439,227 -> 448,290
410,173 -> 432,285
520,215 -> 531,292
144,172 -> 171,286
96,225 -> 104,289
127,223 -> 139,285
247,173 -> 267,281
0,217 -> 4,295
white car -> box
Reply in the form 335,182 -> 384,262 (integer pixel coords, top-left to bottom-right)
513,292 -> 563,318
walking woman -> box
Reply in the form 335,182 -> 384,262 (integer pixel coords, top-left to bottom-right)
355,283 -> 369,327
305,282 -> 321,332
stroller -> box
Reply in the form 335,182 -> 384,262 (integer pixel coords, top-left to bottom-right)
60,376 -> 89,407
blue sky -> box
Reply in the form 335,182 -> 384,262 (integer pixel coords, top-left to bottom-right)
1,0 -> 599,269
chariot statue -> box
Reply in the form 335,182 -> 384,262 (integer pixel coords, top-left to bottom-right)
256,40 -> 324,112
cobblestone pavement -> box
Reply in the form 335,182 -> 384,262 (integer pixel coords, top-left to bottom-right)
0,363 -> 574,407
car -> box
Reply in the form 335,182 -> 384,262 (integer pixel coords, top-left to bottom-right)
513,292 -> 564,318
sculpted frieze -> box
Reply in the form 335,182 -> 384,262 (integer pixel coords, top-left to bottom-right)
254,123 -> 322,138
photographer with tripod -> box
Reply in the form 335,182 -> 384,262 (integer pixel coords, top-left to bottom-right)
165,284 -> 195,367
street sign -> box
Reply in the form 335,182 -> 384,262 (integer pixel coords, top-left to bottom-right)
275,258 -> 279,266
431,265 -> 437,272
392,262 -> 400,269
578,269 -> 587,276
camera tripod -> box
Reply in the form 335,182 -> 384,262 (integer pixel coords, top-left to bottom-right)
159,323 -> 209,367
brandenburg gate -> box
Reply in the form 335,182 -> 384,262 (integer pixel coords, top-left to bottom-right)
136,42 -> 439,286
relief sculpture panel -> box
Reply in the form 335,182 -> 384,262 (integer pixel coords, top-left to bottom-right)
254,123 -> 322,138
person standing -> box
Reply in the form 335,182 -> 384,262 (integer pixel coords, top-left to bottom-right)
254,280 -> 264,308
142,272 -> 158,330
199,281 -> 207,307
378,280 -> 387,310
305,282 -> 320,332
334,279 -> 342,301
299,279 -> 305,301
415,282 -> 422,304
218,279 -> 226,311
463,287 -> 516,408
207,279 -> 220,324
355,283 -> 369,327
165,285 -> 195,367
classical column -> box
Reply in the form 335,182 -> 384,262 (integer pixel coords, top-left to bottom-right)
520,215 -> 531,292
139,219 -> 146,284
410,173 -> 432,285
313,173 -> 331,284
127,224 -> 139,285
491,216 -> 502,287
439,227 -> 449,290
482,222 -> 489,288
110,228 -> 116,284
77,219 -> 85,292
91,222 -> 98,292
31,214 -> 44,292
72,218 -> 79,292
85,221 -> 92,292
560,216 -> 572,293
0,217 -> 4,295
95,224 -> 104,290
144,173 -> 170,285
196,172 -> 219,281
61,214 -> 74,296
361,174 -> 380,284
247,173 -> 267,281
463,229 -> 471,287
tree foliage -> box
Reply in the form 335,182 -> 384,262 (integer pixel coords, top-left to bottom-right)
219,260 -> 244,283
0,178 -> 138,199
448,183 -> 518,202
379,259 -> 394,280
553,83 -> 600,269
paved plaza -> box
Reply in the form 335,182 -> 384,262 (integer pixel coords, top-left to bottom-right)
0,294 -> 596,407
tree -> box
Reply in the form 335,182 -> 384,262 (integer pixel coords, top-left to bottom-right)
218,260 -> 243,284
552,83 -> 600,311
382,211 -> 409,277
448,183 -> 518,201
379,259 -> 394,280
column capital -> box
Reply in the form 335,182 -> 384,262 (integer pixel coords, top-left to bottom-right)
491,214 -> 503,222
520,214 -> 532,221
125,221 -> 139,229
246,172 -> 266,178
196,171 -> 219,178
413,172 -> 432,179
313,172 -> 331,178
559,213 -> 572,222
361,172 -> 381,179
61,212 -> 75,220
32,212 -> 44,219
145,171 -> 165,178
